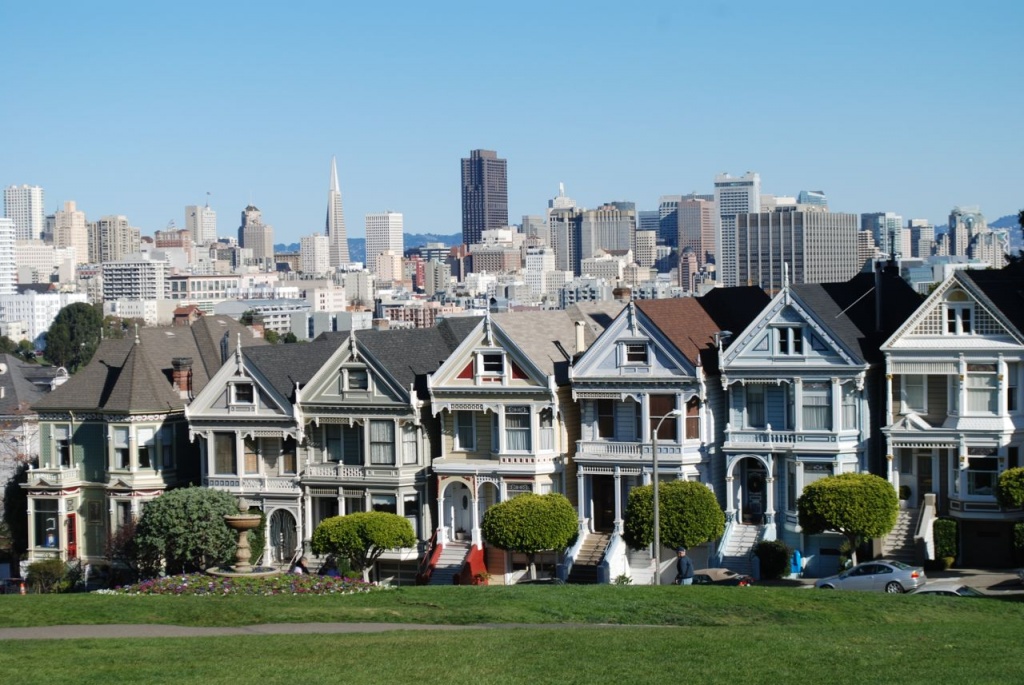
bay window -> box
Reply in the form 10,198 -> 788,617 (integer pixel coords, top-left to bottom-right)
597,399 -> 615,438
34,499 -> 59,548
244,437 -> 259,474
326,424 -> 363,465
113,427 -> 130,469
965,456 -> 998,496
802,382 -> 832,431
540,408 -> 554,450
685,397 -> 700,440
842,384 -> 859,430
505,406 -> 532,452
137,428 -> 155,469
402,423 -> 418,465
53,425 -> 72,468
902,375 -> 926,414
966,364 -> 998,414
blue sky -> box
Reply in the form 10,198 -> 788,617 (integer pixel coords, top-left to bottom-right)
2,1 -> 1021,243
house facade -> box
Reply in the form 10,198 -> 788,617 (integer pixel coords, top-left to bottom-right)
881,267 -> 1024,566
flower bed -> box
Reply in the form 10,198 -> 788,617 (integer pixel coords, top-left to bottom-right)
101,573 -> 383,596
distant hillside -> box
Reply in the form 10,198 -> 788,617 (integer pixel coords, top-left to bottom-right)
274,233 -> 461,266
990,214 -> 1020,229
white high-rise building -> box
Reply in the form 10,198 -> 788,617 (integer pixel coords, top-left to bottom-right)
365,211 -> 404,275
186,202 -> 218,245
53,201 -> 90,264
300,233 -> 331,275
0,219 -> 15,294
714,172 -> 760,284
4,185 -> 46,241
326,156 -> 350,266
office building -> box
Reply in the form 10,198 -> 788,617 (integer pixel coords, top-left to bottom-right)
326,156 -> 350,266
907,220 -> 934,259
658,196 -> 682,247
52,201 -> 90,264
861,212 -> 903,260
424,259 -> 451,297
461,149 -> 508,246
634,230 -> 657,268
89,215 -> 141,263
0,219 -> 14,294
365,211 -> 404,275
678,197 -> 716,266
238,205 -> 274,265
797,190 -> 828,209
729,210 -> 859,291
3,185 -> 45,241
949,206 -> 986,257
580,204 -> 636,264
714,172 -> 761,283
186,202 -> 217,245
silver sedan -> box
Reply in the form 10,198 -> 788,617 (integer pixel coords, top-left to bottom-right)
814,560 -> 927,593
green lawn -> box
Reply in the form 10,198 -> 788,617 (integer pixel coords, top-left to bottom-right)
2,587 -> 1023,684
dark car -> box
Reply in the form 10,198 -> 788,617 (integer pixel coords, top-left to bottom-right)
909,582 -> 984,597
692,568 -> 755,586
815,560 -> 926,593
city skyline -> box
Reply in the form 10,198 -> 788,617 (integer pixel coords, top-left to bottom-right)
2,2 -> 1021,244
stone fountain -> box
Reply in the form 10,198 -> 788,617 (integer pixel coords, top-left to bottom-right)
206,498 -> 280,578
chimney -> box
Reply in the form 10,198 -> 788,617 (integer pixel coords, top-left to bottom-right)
171,357 -> 193,399
575,320 -> 586,355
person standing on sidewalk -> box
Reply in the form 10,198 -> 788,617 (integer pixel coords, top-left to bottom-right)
675,547 -> 694,585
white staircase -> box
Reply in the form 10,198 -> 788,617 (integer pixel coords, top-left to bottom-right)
721,524 -> 760,576
882,508 -> 919,564
627,547 -> 655,585
428,541 -> 470,585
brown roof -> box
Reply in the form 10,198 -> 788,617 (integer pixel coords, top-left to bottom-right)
635,299 -> 722,367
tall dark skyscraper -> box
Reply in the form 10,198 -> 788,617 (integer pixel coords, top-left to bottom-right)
461,149 -> 508,246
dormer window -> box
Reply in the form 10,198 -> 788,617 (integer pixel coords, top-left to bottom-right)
625,343 -> 649,365
232,383 -> 254,404
777,327 -> 803,356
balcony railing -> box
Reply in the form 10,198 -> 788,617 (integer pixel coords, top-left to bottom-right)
575,440 -> 687,462
724,427 -> 859,448
206,476 -> 301,492
305,463 -> 401,480
27,467 -> 80,486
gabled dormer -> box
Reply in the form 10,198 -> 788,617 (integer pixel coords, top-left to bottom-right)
300,334 -> 409,408
186,335 -> 296,421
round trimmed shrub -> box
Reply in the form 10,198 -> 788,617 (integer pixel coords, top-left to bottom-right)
754,540 -> 791,579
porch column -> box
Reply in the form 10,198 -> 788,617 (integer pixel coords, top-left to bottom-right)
724,471 -> 736,523
613,466 -> 623,535
830,378 -> 841,433
576,470 -> 586,529
57,497 -> 66,561
470,483 -> 481,548
26,497 -> 35,559
764,454 -> 777,539
302,486 -> 312,546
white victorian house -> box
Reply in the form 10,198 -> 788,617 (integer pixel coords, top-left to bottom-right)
881,265 -> 1024,567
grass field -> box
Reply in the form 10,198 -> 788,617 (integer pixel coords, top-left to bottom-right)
2,586 -> 1023,683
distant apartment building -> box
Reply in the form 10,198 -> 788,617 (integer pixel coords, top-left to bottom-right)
861,212 -> 903,260
907,220 -> 934,259
658,195 -> 682,247
634,230 -> 657,268
300,233 -> 331,275
0,290 -> 88,345
461,149 -> 508,246
0,219 -> 14,294
729,210 -> 859,291
523,247 -> 555,297
15,241 -> 76,284
102,257 -> 169,301
949,206 -> 986,258
3,185 -> 45,241
168,273 -> 243,312
715,172 -> 761,283
375,250 -> 404,284
581,204 -> 635,264
307,284 -> 348,313
154,228 -> 194,264
53,201 -> 90,264
89,215 -> 141,263
424,260 -> 451,297
382,300 -> 463,329
365,211 -> 404,275
581,250 -> 630,282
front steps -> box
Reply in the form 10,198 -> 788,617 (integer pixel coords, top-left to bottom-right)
567,532 -> 610,584
882,507 -> 919,564
721,523 -> 759,576
428,541 -> 470,585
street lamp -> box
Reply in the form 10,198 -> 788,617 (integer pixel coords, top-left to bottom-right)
651,408 -> 683,586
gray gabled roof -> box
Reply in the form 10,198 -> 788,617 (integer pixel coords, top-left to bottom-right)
0,354 -> 57,416
355,318 -> 481,398
961,266 -> 1024,337
243,335 -> 344,401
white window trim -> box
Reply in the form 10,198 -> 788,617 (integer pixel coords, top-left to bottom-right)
231,382 -> 256,406
900,375 -> 927,414
774,326 -> 804,356
454,411 -> 476,451
620,341 -> 650,366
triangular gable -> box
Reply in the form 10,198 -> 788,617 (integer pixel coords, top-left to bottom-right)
722,289 -> 861,369
186,346 -> 293,419
884,272 -> 1021,346
572,302 -> 697,380
429,316 -> 549,390
300,334 -> 407,406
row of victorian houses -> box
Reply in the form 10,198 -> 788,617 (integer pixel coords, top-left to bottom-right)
20,261 -> 1024,583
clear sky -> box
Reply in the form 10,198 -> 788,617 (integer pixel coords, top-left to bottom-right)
3,1 -> 1021,243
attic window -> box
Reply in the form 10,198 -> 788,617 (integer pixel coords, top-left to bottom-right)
481,352 -> 504,375
347,369 -> 369,391
625,343 -> 648,364
233,383 -> 254,404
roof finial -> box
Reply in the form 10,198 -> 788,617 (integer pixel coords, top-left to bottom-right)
235,332 -> 243,373
483,311 -> 494,346
134,323 -> 140,345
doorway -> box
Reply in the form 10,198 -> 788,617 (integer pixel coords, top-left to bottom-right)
917,455 -> 933,508
592,475 -> 616,532
269,509 -> 298,565
742,461 -> 767,524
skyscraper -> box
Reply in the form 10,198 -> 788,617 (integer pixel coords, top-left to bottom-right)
186,201 -> 217,245
53,200 -> 89,264
658,196 -> 682,247
714,172 -> 761,283
300,233 -> 331,275
0,218 -> 15,294
948,206 -> 986,258
678,197 -> 716,266
238,205 -> 274,266
365,211 -> 404,275
860,212 -> 903,260
4,185 -> 45,241
326,156 -> 350,267
461,149 -> 508,246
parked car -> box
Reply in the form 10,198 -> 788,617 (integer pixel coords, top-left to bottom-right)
1018,569 -> 1024,585
814,560 -> 926,593
0,578 -> 25,595
909,581 -> 984,597
692,568 -> 755,586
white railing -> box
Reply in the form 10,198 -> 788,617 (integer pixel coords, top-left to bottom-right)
575,441 -> 685,461
498,454 -> 558,466
305,463 -> 401,480
725,428 -> 859,447
207,476 -> 300,492
28,467 -> 79,485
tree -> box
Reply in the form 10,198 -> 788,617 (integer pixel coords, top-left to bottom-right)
623,480 -> 725,552
1,462 -> 31,568
282,332 -> 298,344
996,467 -> 1024,509
44,302 -> 103,372
132,487 -> 240,575
480,493 -> 577,579
797,473 -> 898,565
264,330 -> 280,344
312,511 -> 415,582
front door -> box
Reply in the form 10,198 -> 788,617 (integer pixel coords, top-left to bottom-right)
742,462 -> 766,524
592,475 -> 615,532
269,509 -> 298,565
917,456 -> 933,508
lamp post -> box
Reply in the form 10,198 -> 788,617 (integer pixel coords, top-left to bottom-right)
651,408 -> 683,585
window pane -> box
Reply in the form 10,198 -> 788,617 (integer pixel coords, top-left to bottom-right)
402,424 -> 417,465
506,407 -> 531,451
244,438 -> 259,474
802,383 -> 831,430
649,395 -> 677,440
370,420 -> 395,465
214,433 -> 236,474
597,400 -> 615,438
746,386 -> 765,428
455,411 -> 475,450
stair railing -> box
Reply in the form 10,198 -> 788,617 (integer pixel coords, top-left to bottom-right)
415,530 -> 441,585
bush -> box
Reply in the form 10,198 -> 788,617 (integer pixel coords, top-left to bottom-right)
933,517 -> 957,566
797,473 -> 898,565
27,558 -> 71,593
898,485 -> 911,501
312,511 -> 416,582
481,493 -> 578,580
133,487 -> 240,575
997,467 -> 1024,509
623,480 -> 725,551
753,540 -> 791,579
